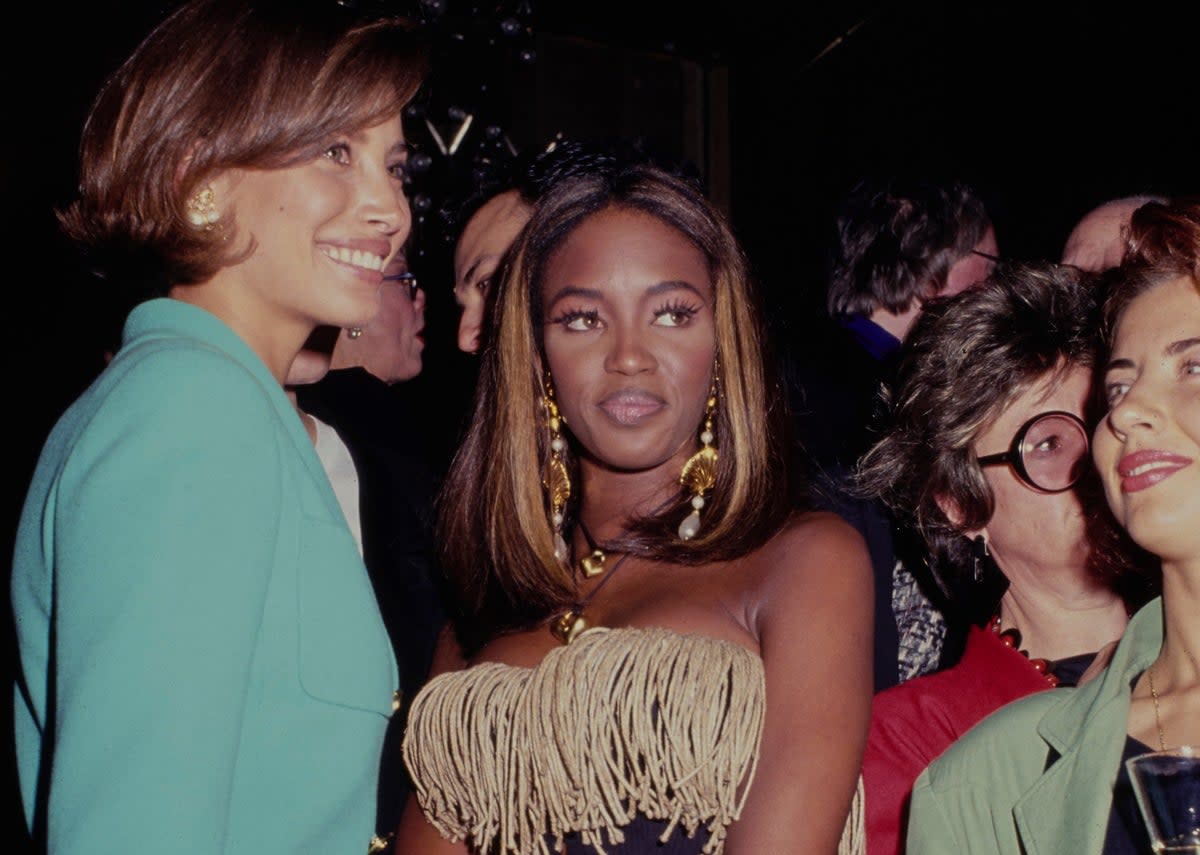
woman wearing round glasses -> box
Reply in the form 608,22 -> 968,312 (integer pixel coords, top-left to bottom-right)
853,261 -> 1157,855
905,199 -> 1200,854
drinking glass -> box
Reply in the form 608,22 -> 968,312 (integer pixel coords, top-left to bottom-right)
1127,746 -> 1200,852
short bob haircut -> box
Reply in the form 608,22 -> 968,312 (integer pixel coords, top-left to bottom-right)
58,0 -> 427,296
856,262 -> 1101,589
1099,197 -> 1200,348
439,163 -> 797,649
827,177 -> 992,317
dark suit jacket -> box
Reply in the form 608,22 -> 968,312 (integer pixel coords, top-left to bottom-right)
784,314 -> 895,473
781,314 -> 906,692
297,367 -> 449,835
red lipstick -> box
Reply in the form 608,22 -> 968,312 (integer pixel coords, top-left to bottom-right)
1117,449 -> 1192,493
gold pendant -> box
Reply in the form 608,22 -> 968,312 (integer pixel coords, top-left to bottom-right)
579,549 -> 606,578
550,609 -> 588,645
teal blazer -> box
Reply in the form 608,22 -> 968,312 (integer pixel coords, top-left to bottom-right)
13,299 -> 398,853
907,599 -> 1163,855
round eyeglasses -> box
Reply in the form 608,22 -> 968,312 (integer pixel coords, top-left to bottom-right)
382,270 -> 420,300
976,410 -> 1090,493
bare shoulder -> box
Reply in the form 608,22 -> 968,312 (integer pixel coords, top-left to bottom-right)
744,510 -> 872,625
725,508 -> 874,853
752,509 -> 870,578
427,623 -> 468,677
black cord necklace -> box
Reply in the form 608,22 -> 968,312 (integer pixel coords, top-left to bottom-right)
578,517 -> 609,578
549,519 -> 633,645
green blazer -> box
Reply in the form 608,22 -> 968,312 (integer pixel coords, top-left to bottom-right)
13,299 -> 398,853
907,599 -> 1162,855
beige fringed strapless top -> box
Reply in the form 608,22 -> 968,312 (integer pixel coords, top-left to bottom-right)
402,626 -> 766,855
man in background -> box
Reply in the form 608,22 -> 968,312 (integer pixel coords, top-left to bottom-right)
784,175 -> 998,690
295,253 -> 443,843
1061,194 -> 1167,273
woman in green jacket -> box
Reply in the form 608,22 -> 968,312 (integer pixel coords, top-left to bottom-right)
908,197 -> 1200,854
11,2 -> 426,852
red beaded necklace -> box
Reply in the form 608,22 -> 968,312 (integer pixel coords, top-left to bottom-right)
989,615 -> 1060,687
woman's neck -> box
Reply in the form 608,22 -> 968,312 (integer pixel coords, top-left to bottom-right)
575,459 -> 679,544
997,570 -> 1128,661
169,281 -> 312,384
1157,560 -> 1200,685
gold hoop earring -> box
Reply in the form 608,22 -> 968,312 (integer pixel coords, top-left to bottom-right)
186,185 -> 221,230
541,375 -> 571,562
678,370 -> 719,541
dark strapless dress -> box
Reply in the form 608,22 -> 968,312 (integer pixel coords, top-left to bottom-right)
559,817 -> 711,853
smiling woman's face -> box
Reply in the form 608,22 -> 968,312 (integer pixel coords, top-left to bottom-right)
1094,274 -> 1200,562
540,206 -> 716,478
218,115 -> 412,334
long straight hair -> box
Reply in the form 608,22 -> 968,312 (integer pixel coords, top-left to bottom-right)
438,164 -> 797,651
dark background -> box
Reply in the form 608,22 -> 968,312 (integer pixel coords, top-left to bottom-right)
3,0 -> 1194,847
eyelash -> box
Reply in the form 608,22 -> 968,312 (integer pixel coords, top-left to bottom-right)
549,301 -> 704,333
1104,380 -> 1130,408
323,142 -> 351,164
1105,359 -> 1200,406
321,142 -> 409,181
550,308 -> 601,331
653,301 -> 701,327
